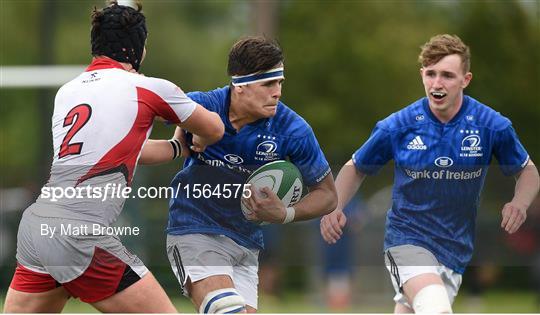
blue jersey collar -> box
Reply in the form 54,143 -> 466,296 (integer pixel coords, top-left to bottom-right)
422,95 -> 470,125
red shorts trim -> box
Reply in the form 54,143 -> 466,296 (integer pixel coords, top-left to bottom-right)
10,247 -> 140,303
63,247 -> 130,303
10,263 -> 60,293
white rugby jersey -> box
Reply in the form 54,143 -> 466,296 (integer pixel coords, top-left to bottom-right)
36,58 -> 196,225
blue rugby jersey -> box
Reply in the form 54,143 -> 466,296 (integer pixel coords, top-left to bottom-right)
352,95 -> 529,273
167,86 -> 331,249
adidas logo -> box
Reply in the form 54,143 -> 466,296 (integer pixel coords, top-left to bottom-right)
407,136 -> 427,150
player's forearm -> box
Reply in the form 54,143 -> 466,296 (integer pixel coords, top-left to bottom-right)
334,159 -> 366,211
512,160 -> 540,210
181,109 -> 224,146
292,173 -> 337,221
195,126 -> 223,146
139,139 -> 175,165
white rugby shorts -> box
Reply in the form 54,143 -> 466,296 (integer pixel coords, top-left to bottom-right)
166,233 -> 259,309
384,244 -> 462,308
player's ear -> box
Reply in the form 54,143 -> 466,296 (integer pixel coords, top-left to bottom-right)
462,72 -> 472,88
233,85 -> 244,94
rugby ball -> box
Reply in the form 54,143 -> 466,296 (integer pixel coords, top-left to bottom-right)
241,160 -> 304,225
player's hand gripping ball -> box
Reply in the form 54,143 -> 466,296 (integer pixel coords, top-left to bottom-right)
241,160 -> 304,225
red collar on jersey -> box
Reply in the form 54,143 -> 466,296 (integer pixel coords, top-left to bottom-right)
86,57 -> 126,71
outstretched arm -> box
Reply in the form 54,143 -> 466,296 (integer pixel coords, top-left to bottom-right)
139,139 -> 177,165
139,126 -> 191,165
501,159 -> 540,234
179,104 -> 224,147
139,105 -> 224,165
320,159 -> 367,244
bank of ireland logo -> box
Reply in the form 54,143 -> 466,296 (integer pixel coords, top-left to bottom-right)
435,156 -> 453,168
224,154 -> 244,164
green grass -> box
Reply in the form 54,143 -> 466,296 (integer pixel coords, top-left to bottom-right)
453,291 -> 540,313
2,290 -> 539,313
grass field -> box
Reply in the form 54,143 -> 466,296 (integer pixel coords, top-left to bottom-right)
2,290 -> 538,313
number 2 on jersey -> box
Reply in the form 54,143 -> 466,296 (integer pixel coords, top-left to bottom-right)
59,104 -> 92,158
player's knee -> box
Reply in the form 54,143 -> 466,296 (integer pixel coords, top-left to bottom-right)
412,284 -> 452,313
199,288 -> 246,313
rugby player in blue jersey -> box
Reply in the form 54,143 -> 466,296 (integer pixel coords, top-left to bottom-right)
320,34 -> 539,313
161,36 -> 337,313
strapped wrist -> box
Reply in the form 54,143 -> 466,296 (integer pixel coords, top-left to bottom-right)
283,206 -> 295,224
168,138 -> 182,159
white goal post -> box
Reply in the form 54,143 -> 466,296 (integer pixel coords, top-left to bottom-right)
0,65 -> 86,88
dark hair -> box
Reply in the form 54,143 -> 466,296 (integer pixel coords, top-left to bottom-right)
91,1 -> 147,71
227,36 -> 284,76
419,34 -> 471,73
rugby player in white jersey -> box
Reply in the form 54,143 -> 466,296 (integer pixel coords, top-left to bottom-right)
3,2 -> 223,312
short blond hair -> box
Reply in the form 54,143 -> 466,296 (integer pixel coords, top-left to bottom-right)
418,34 -> 470,73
